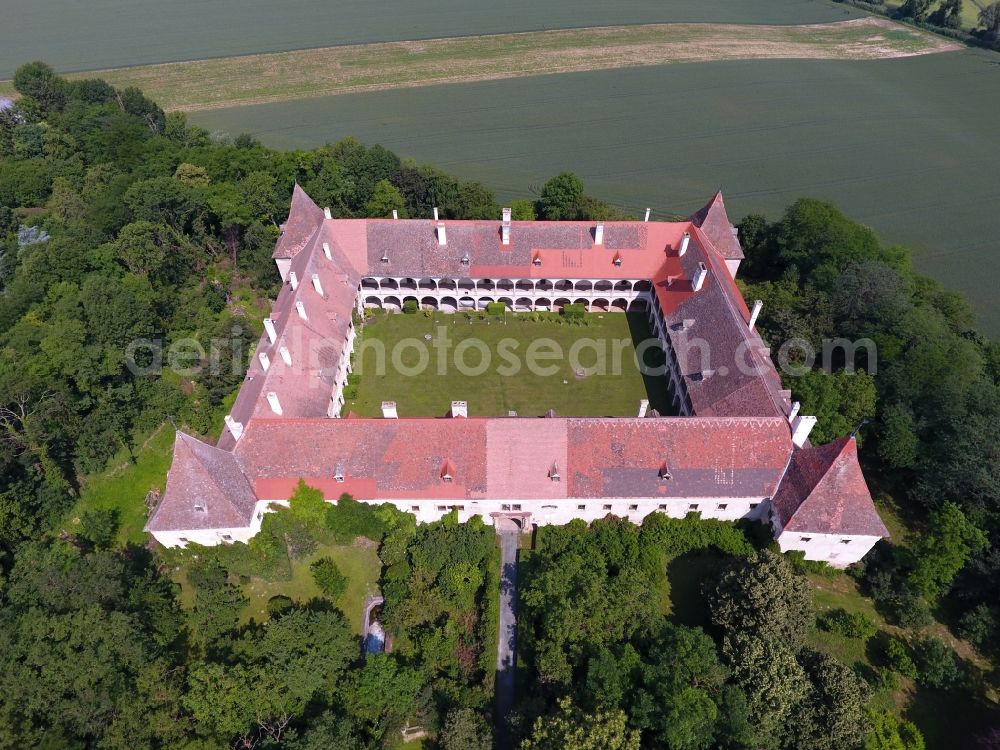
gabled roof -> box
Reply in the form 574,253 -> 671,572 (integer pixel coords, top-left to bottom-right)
272,184 -> 326,260
771,437 -> 889,538
688,191 -> 744,262
145,432 -> 257,532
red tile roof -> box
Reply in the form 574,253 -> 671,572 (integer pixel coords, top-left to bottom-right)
272,184 -> 326,260
688,191 -> 744,262
771,437 -> 889,537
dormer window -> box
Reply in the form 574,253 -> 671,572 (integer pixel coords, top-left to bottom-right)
381,252 -> 389,263
194,504 -> 206,513
549,462 -> 561,482
613,252 -> 623,267
440,460 -> 456,483
460,253 -> 470,265
532,253 -> 542,267
442,474 -> 453,483
658,463 -> 671,481
334,463 -> 345,483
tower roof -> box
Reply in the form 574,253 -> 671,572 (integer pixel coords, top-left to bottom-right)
688,191 -> 744,262
272,184 -> 326,260
145,431 -> 257,532
771,437 -> 888,538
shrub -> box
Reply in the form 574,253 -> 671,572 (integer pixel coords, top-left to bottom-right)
913,637 -> 960,689
958,604 -> 996,653
817,608 -> 878,640
326,493 -> 388,543
79,508 -> 119,548
402,298 -> 418,314
310,556 -> 348,598
266,594 -> 295,619
885,636 -> 918,679
562,303 -> 586,321
486,301 -> 506,317
894,591 -> 933,629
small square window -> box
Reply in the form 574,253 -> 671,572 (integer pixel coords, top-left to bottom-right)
688,504 -> 699,511
512,504 -> 522,511
436,505 -> 447,511
178,537 -> 188,544
800,536 -> 812,543
222,534 -> 233,541
716,503 -> 728,511
603,504 -> 612,511
840,539 -> 851,545
442,475 -> 453,483
451,505 -> 465,511
411,505 -> 419,511
502,504 -> 511,511
658,504 -> 667,510
194,504 -> 206,513
577,504 -> 586,511
628,504 -> 638,511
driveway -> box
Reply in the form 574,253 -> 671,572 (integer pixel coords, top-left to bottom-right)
495,529 -> 519,750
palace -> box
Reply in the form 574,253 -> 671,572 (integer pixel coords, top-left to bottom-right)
146,187 -> 888,566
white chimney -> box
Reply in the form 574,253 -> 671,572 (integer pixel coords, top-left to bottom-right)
594,222 -> 604,246
266,391 -> 283,416
322,242 -> 332,260
644,208 -> 651,222
437,222 -> 447,246
749,299 -> 764,331
638,399 -> 649,418
323,207 -> 332,220
224,415 -> 244,440
381,401 -> 398,419
295,300 -> 308,320
433,207 -> 439,221
451,400 -> 468,418
792,415 -> 818,447
392,209 -> 398,219
263,318 -> 277,344
692,262 -> 708,292
502,207 -> 511,246
311,273 -> 324,296
279,345 -> 292,366
679,232 -> 690,256
258,351 -> 270,371
789,401 -> 801,422
289,271 -> 299,290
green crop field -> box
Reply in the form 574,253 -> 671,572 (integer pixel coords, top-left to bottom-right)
0,0 -> 861,78
346,311 -> 674,417
192,49 -> 1000,335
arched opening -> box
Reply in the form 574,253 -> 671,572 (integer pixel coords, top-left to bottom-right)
383,295 -> 402,311
595,280 -> 613,293
498,297 -> 514,309
418,278 -> 436,291
575,280 -> 592,292
554,279 -> 573,293
403,295 -> 419,308
634,279 -> 652,293
497,279 -> 514,292
536,297 -> 552,310
477,279 -> 495,292
515,280 -> 534,293
364,296 -> 382,309
536,279 -> 553,292
614,280 -> 633,292
439,278 -> 457,291
478,296 -> 495,309
457,278 -> 475,292
628,298 -> 648,312
592,298 -> 610,311
400,277 -> 418,291
380,278 -> 399,291
459,296 -> 476,309
440,295 -> 458,312
573,298 -> 590,310
554,297 -> 571,310
611,298 -> 628,312
362,278 -> 379,291
421,296 -> 438,310
515,297 -> 533,311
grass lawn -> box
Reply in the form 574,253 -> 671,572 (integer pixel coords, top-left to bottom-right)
64,421 -> 175,546
238,538 -> 382,633
347,311 -> 673,418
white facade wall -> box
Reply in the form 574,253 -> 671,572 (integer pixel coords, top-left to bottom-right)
150,499 -> 278,549
776,530 -> 881,568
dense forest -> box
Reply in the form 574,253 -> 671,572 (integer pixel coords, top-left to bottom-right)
1,62 -> 998,749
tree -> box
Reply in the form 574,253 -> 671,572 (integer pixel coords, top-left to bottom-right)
310,556 -> 348,598
929,0 -> 963,28
791,369 -> 876,445
364,178 -> 407,218
173,162 -> 210,187
509,198 -> 536,220
538,172 -> 585,220
864,709 -> 925,750
454,181 -> 500,219
705,549 -> 813,649
899,0 -> 934,20
520,697 -> 640,750
907,502 -> 987,600
439,707 -> 492,750
980,2 -> 1000,37
789,649 -> 871,750
12,61 -> 65,111
912,637 -> 959,689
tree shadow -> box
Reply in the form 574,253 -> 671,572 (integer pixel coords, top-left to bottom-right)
665,550 -> 730,629
625,312 -> 675,416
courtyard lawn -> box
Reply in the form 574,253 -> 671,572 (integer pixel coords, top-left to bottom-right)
239,538 -> 382,633
346,310 -> 673,418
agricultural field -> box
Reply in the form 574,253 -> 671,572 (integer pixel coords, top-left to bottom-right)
0,19 -> 955,111
192,48 -> 1000,334
0,0 -> 862,78
345,311 -> 674,417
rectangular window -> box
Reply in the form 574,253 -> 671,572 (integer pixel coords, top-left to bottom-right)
840,539 -> 852,545
716,504 -> 728,511
178,537 -> 188,544
451,505 -> 465,511
512,504 -> 522,511
502,504 -> 511,511
436,505 -> 447,511
222,534 -> 233,542
193,504 -> 206,513
411,505 -> 419,512
658,504 -> 667,510
577,504 -> 586,511
688,504 -> 699,511
628,504 -> 638,511
603,504 -> 612,510
800,536 -> 812,543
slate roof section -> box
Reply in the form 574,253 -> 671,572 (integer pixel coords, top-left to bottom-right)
146,432 -> 257,532
689,191 -> 744,262
771,437 -> 889,537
